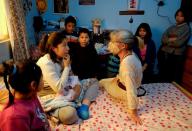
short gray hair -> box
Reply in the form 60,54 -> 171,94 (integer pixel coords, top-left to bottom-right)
115,30 -> 135,50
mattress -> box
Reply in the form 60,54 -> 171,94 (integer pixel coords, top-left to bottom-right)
44,83 -> 192,131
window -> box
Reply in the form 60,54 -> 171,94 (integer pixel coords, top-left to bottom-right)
0,0 -> 9,41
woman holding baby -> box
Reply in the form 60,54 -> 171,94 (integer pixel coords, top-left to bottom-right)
37,32 -> 98,124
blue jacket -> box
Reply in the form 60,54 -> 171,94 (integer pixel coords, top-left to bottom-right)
134,39 -> 156,73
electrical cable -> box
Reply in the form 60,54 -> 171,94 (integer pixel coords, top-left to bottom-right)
157,6 -> 173,25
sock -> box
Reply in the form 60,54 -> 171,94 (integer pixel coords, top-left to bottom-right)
77,104 -> 89,120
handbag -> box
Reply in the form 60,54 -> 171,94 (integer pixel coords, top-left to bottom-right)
117,79 -> 146,97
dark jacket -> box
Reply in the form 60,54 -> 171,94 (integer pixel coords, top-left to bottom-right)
135,39 -> 156,73
69,43 -> 99,80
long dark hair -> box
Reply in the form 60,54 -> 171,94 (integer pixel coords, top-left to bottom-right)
135,23 -> 152,43
0,60 -> 42,108
38,32 -> 67,63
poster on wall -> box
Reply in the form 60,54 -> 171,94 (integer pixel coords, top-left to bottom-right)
79,0 -> 95,5
54,0 -> 69,13
128,0 -> 139,10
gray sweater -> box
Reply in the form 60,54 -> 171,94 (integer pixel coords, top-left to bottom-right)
161,23 -> 191,55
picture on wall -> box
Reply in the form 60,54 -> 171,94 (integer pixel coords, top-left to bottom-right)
79,0 -> 95,5
54,0 -> 69,13
128,0 -> 139,10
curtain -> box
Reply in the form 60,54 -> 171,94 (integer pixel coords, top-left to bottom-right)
0,0 -> 9,41
5,0 -> 29,61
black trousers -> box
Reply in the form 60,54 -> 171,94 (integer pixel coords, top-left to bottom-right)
157,50 -> 184,83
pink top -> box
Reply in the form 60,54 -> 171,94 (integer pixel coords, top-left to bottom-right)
0,96 -> 50,131
140,45 -> 147,61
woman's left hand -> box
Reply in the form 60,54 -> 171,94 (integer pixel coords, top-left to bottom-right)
129,113 -> 142,125
128,109 -> 143,125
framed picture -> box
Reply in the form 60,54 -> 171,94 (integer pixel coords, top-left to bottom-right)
79,0 -> 95,5
128,0 -> 139,10
53,0 -> 69,13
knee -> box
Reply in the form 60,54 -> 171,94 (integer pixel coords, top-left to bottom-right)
58,106 -> 78,125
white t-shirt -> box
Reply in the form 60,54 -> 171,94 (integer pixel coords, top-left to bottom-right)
37,54 -> 71,95
118,53 -> 142,109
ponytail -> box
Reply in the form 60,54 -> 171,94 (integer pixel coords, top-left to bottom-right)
0,60 -> 15,107
38,33 -> 49,55
0,60 -> 42,108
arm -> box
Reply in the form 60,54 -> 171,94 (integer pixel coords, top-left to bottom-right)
122,62 -> 142,125
161,26 -> 172,45
168,24 -> 190,48
39,57 -> 70,93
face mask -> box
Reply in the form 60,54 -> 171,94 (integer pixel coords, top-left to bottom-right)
108,42 -> 120,55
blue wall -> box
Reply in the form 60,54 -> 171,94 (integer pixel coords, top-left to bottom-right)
27,0 -> 181,48
25,0 -> 39,45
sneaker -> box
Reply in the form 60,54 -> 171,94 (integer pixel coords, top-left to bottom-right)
77,104 -> 89,120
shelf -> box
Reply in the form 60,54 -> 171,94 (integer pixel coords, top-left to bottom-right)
119,10 -> 144,15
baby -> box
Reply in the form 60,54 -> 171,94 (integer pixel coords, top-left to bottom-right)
57,75 -> 80,101
43,76 -> 81,112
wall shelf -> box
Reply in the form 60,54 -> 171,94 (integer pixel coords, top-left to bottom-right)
119,10 -> 144,15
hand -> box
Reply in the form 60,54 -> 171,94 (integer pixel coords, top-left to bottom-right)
142,64 -> 148,72
142,66 -> 146,72
128,109 -> 143,125
129,113 -> 142,125
63,54 -> 71,67
169,37 -> 177,42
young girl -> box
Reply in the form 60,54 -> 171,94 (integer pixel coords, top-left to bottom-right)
135,23 -> 156,83
0,60 -> 50,131
158,9 -> 191,83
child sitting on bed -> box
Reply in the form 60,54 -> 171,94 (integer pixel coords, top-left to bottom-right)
69,28 -> 99,119
0,60 -> 50,131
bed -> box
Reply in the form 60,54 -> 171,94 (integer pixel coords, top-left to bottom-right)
40,83 -> 192,131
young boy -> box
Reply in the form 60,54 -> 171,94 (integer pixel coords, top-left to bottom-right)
70,28 -> 99,80
69,28 -> 99,120
60,15 -> 78,43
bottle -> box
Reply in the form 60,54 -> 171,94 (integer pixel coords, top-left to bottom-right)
59,17 -> 65,29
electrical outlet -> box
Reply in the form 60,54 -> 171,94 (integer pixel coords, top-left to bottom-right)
158,0 -> 164,6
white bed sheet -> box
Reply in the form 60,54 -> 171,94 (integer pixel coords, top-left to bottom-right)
42,83 -> 192,131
